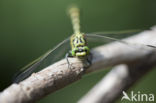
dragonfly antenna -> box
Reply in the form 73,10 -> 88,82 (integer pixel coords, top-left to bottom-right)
68,5 -> 80,34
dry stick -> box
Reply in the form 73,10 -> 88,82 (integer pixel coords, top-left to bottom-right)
0,27 -> 156,103
78,52 -> 156,103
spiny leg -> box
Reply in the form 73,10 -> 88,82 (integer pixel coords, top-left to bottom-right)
86,53 -> 93,67
65,52 -> 73,69
82,53 -> 93,68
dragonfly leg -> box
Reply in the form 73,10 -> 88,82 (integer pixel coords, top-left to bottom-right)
87,53 -> 92,66
65,52 -> 73,69
83,53 -> 93,68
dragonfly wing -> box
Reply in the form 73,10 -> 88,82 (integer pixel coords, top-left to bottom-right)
13,37 -> 70,83
86,30 -> 141,44
85,32 -> 156,49
87,29 -> 142,38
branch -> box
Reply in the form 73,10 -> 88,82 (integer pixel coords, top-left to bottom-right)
78,52 -> 156,103
1,27 -> 156,103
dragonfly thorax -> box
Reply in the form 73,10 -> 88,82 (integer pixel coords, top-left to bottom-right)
70,33 -> 90,57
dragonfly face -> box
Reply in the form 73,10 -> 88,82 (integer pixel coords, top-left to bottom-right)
70,33 -> 90,57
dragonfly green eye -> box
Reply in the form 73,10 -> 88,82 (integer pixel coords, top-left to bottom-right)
71,50 -> 76,56
71,48 -> 79,56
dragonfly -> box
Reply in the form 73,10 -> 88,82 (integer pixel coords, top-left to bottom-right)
13,6 -> 156,83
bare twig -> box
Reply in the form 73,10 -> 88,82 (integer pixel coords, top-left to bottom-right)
0,27 -> 156,103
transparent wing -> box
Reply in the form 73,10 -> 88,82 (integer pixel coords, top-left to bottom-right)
86,30 -> 156,49
88,29 -> 142,38
13,37 -> 70,83
86,30 -> 140,44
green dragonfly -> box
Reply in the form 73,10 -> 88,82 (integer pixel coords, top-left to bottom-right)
13,6 -> 156,83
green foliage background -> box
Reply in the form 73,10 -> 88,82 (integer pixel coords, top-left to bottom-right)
0,0 -> 156,103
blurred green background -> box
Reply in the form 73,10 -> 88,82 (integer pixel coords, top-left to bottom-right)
0,0 -> 156,103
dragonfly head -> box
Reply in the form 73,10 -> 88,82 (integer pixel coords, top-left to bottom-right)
71,46 -> 90,57
70,33 -> 90,57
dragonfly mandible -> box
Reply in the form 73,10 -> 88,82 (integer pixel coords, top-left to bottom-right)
13,6 -> 156,83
